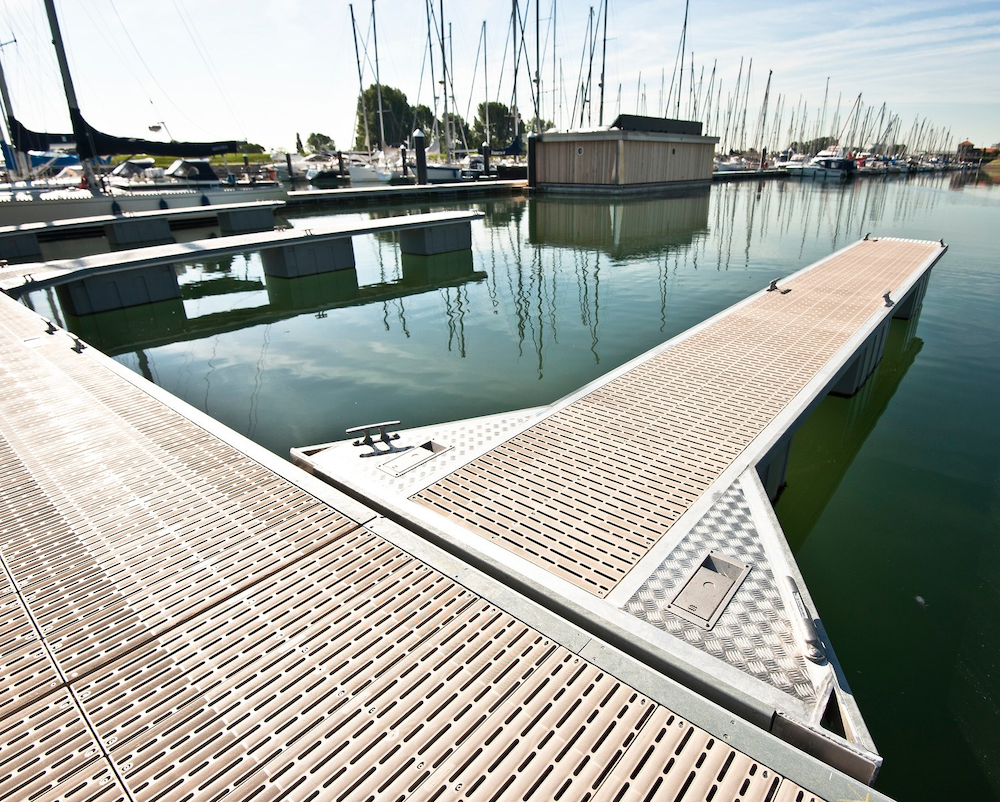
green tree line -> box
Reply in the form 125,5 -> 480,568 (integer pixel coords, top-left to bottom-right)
353,84 -> 548,153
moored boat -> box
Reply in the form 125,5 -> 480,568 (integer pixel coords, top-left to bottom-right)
0,0 -> 286,226
788,149 -> 857,180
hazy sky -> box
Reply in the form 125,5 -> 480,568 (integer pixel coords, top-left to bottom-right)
1,0 -> 997,155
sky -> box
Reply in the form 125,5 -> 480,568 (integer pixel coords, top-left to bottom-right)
0,0 -> 997,156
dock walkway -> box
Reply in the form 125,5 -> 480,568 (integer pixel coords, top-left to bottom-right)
0,199 -> 286,238
0,210 -> 484,297
0,200 -> 287,262
285,178 -> 527,208
294,237 -> 946,784
0,291 -> 878,800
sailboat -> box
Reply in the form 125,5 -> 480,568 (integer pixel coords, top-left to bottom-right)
786,93 -> 861,181
0,0 -> 285,226
416,0 -> 466,184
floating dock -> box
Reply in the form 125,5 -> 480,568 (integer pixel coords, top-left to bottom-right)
284,179 -> 527,209
0,200 -> 287,262
0,240 -> 922,798
0,210 -> 483,315
294,237 -> 947,785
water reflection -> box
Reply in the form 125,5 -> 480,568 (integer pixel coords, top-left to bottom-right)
775,314 -> 925,551
60,248 -> 484,359
20,176 -> 960,455
528,191 -> 710,257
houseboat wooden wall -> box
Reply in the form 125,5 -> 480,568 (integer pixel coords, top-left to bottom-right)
536,140 -> 619,186
535,132 -> 716,191
617,139 -> 715,185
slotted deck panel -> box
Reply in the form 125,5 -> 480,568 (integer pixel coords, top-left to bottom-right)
0,293 -> 831,800
0,690 -> 126,802
413,238 -> 941,596
0,330 -> 356,678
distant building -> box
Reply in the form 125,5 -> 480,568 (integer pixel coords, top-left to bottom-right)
532,115 -> 718,194
957,140 -> 999,162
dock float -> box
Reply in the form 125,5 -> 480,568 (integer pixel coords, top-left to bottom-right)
0,210 -> 483,314
285,178 -> 527,209
0,200 -> 287,261
0,272 -> 894,796
294,236 -> 947,786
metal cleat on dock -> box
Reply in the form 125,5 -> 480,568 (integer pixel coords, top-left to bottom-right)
347,420 -> 414,458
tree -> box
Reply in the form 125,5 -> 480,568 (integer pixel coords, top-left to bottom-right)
241,142 -> 265,154
307,132 -> 336,154
355,84 -> 412,150
791,136 -> 836,154
410,104 -> 435,137
471,102 -> 522,149
295,133 -> 304,155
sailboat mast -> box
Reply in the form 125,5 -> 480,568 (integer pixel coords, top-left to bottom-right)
534,0 -> 540,133
511,0 -> 520,143
440,0 -> 450,161
372,0 -> 386,150
676,0 -> 688,117
43,0 -> 98,188
483,20 -> 489,147
552,0 -> 557,129
350,4 -> 371,153
598,0 -> 608,125
757,69 -> 771,166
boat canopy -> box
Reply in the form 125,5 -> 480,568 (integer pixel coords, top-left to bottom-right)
109,158 -> 156,178
7,111 -> 243,160
7,115 -> 75,152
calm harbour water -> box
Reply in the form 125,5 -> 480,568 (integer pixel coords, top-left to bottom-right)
27,171 -> 1000,800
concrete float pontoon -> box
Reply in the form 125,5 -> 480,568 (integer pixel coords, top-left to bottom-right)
0,210 -> 483,315
293,236 -> 947,786
0,200 -> 287,262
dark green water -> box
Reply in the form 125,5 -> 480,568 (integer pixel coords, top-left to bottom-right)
25,171 -> 1000,800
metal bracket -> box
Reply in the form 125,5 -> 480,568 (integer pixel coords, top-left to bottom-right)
346,420 -> 414,458
785,576 -> 826,663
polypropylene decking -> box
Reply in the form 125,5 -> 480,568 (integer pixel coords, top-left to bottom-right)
411,238 -> 944,597
0,296 -> 851,801
288,237 -> 944,789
